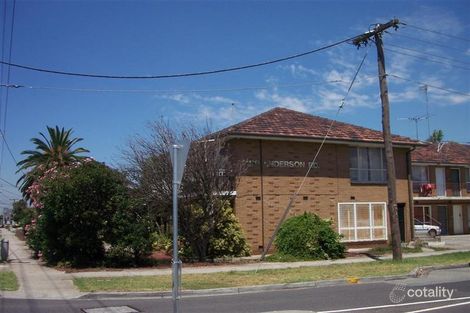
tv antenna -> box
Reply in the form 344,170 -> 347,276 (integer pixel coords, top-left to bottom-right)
398,115 -> 429,140
420,85 -> 431,138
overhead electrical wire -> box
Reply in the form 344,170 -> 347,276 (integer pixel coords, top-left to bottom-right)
0,128 -> 20,167
386,43 -> 470,66
384,47 -> 470,71
0,34 -> 360,79
388,32 -> 468,54
0,186 -> 19,196
0,0 -> 16,179
0,79 -> 345,94
400,22 -> 470,43
0,176 -> 16,188
387,74 -> 470,97
0,0 -> 8,178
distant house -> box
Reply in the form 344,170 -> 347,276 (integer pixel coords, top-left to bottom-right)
217,107 -> 422,253
411,142 -> 470,235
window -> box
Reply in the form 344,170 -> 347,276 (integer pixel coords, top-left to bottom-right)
414,205 -> 432,224
338,202 -> 387,241
350,147 -> 386,183
412,166 -> 429,192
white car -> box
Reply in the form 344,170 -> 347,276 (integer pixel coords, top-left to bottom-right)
414,219 -> 441,238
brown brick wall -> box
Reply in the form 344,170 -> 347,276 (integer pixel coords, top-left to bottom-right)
231,138 -> 412,253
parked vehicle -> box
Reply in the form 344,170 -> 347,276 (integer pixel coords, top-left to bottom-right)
414,219 -> 441,237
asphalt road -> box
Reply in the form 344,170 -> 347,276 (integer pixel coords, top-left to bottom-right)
1,268 -> 469,313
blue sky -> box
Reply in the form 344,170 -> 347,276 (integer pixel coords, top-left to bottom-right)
0,0 -> 469,203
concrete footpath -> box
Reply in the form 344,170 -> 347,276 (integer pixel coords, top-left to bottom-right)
1,227 -> 469,300
0,227 -> 84,299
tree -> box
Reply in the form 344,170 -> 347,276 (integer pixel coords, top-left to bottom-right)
122,121 -> 249,261
11,200 -> 34,228
428,129 -> 444,143
36,161 -> 129,266
16,126 -> 89,199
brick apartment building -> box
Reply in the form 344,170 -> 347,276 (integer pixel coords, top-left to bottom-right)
412,142 -> 470,235
218,107 -> 421,253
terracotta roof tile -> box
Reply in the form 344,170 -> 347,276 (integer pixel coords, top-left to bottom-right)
218,107 -> 420,145
412,142 -> 470,165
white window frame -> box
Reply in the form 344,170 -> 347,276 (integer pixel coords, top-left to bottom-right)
349,147 -> 387,183
338,202 -> 388,242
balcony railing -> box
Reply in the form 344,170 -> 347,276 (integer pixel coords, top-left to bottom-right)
412,181 -> 470,197
412,181 -> 430,194
447,182 -> 462,196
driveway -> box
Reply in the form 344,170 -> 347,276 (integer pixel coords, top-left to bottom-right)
441,235 -> 470,250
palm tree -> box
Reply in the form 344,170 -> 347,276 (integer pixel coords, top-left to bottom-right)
16,126 -> 90,198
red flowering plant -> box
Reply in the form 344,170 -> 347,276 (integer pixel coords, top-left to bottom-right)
25,158 -> 95,209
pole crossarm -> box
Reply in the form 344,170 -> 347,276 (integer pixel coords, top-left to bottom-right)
352,19 -> 400,47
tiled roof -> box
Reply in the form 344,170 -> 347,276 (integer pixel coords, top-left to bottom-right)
217,107 -> 420,145
412,142 -> 470,165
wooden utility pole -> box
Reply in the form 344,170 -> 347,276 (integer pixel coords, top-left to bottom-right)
354,19 -> 402,260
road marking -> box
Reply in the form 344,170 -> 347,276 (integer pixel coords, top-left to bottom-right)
406,300 -> 470,312
317,296 -> 470,313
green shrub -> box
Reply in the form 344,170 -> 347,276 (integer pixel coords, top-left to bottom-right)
275,212 -> 345,260
208,202 -> 251,259
151,232 -> 172,254
180,201 -> 250,261
107,199 -> 154,265
38,162 -> 128,267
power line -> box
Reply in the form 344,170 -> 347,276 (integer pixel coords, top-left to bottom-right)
0,0 -> 16,179
388,73 -> 470,97
401,22 -> 470,43
389,32 -> 468,54
0,0 -> 8,178
0,79 -> 345,94
0,176 -> 16,188
385,47 -> 470,71
0,128 -> 19,166
0,187 -> 19,197
387,43 -> 470,66
0,35 -> 360,79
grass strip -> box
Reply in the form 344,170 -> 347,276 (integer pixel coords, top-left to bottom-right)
74,251 -> 470,292
0,271 -> 19,291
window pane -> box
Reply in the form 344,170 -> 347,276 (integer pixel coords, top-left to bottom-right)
339,204 -> 354,228
373,228 -> 386,239
350,148 -> 358,168
372,204 -> 385,227
356,204 -> 370,227
369,148 -> 385,182
340,229 -> 354,241
412,166 -> 427,182
357,229 -> 371,240
358,148 -> 369,181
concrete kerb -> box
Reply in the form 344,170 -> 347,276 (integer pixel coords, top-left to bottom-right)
78,262 -> 470,300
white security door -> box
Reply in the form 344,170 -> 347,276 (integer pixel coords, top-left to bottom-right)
453,205 -> 463,234
435,168 -> 446,196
